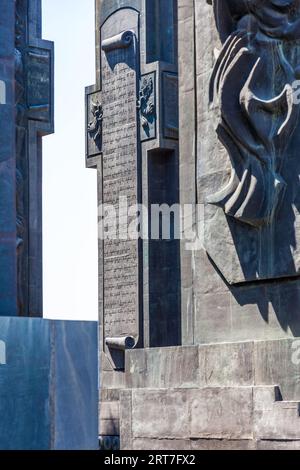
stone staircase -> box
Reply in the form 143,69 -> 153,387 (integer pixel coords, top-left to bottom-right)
118,341 -> 300,450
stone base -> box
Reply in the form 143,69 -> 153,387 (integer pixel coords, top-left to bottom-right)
117,340 -> 300,450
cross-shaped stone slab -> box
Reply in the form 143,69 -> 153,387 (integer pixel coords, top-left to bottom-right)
86,9 -> 141,370
85,2 -> 179,370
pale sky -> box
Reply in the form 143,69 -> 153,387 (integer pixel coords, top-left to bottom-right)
42,0 -> 98,320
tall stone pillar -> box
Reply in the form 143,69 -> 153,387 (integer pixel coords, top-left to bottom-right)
0,0 -> 17,316
116,0 -> 300,451
85,0 -> 179,449
0,0 -> 53,317
0,1 -> 99,450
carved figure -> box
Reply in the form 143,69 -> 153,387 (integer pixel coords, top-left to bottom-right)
88,100 -> 103,150
207,0 -> 300,227
138,76 -> 155,136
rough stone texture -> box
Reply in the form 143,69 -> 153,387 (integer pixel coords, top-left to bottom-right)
121,341 -> 300,449
121,383 -> 300,447
178,0 -> 196,347
119,390 -> 133,450
0,317 -> 98,450
133,439 -> 192,451
130,437 -> 260,450
130,437 -> 300,451
257,440 -> 300,450
126,340 -> 300,399
126,346 -> 199,389
121,384 -> 300,449
254,339 -> 300,401
99,401 -> 120,437
198,342 -> 254,387
190,439 -> 255,451
190,387 -> 253,440
132,390 -> 190,439
254,386 -> 300,441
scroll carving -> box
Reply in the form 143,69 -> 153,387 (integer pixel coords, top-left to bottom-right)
207,0 -> 300,228
101,30 -> 134,52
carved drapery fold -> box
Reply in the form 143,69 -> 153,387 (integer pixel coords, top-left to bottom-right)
138,75 -> 156,138
207,0 -> 300,227
87,100 -> 103,151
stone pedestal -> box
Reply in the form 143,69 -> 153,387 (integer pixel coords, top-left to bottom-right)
89,0 -> 300,451
120,341 -> 300,450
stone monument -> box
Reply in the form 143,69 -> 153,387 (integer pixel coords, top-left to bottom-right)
0,0 -> 98,449
1,0 -> 53,317
86,0 -> 179,449
88,0 -> 300,450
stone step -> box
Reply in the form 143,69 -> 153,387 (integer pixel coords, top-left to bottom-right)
254,386 -> 300,441
120,384 -> 300,447
125,339 -> 300,401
